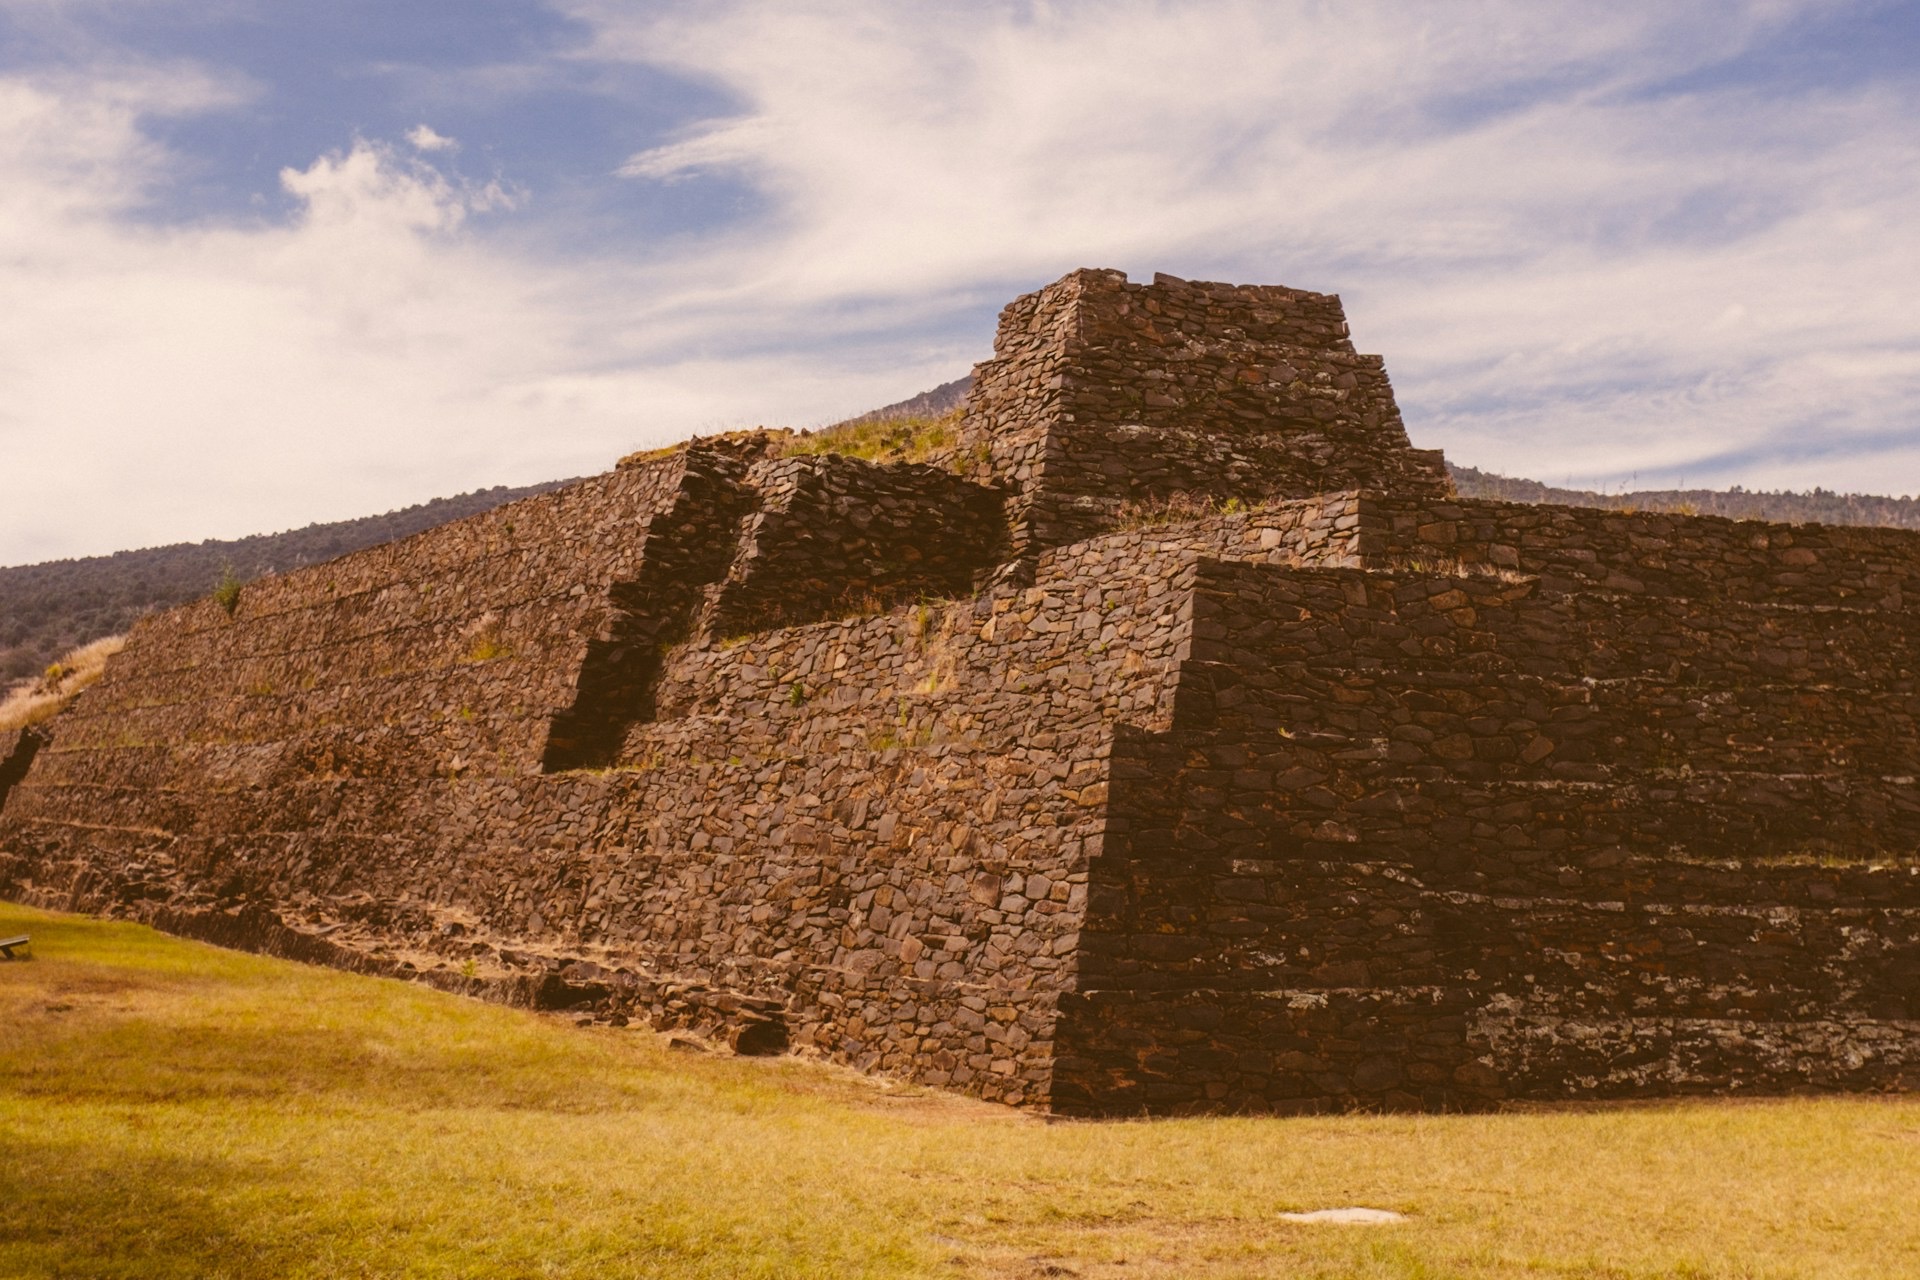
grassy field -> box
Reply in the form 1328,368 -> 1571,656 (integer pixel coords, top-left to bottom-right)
2,903 -> 1916,1280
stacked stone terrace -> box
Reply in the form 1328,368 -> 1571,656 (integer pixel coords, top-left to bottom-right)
3,269 -> 1917,1114
956,268 -> 1451,552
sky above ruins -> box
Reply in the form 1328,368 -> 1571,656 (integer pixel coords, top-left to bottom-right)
2,0 -> 1917,561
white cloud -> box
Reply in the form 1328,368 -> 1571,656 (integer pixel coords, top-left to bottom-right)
573,0 -> 1920,493
281,138 -> 509,232
6,0 -> 1920,562
405,123 -> 458,153
0,70 -> 944,562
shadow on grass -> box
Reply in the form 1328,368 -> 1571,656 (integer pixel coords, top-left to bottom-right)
0,903 -> 697,1115
0,1107 -> 931,1280
0,999 -> 685,1114
0,1132 -> 301,1280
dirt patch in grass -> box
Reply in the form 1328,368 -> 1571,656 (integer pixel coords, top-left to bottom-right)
3,901 -> 1917,1279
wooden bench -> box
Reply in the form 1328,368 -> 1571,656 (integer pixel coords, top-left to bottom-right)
0,934 -> 29,960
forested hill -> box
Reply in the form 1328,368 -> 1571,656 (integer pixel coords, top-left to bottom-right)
0,480 -> 571,683
1446,464 -> 1920,529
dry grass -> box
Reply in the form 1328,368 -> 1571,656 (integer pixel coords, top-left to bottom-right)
0,634 -> 124,731
3,900 -> 1918,1279
1114,493 -> 1240,529
618,412 -> 965,473
772,410 -> 964,467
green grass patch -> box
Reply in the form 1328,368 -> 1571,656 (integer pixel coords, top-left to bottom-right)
212,566 -> 244,617
772,410 -> 962,467
2,901 -> 1917,1279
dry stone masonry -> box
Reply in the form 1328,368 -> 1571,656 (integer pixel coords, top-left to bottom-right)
956,269 -> 1450,554
4,269 -> 1916,1114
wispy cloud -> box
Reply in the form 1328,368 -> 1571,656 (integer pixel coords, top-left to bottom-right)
3,0 -> 1918,561
0,67 -> 941,561
405,122 -> 458,153
577,0 -> 1920,491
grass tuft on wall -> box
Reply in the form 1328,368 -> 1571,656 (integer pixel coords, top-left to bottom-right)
0,635 -> 124,731
770,410 -> 964,467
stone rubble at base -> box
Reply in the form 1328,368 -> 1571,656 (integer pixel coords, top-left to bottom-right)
2,268 -> 1917,1116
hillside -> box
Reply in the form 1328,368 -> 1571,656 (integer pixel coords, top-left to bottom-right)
836,374 -> 971,424
1447,463 -> 1920,528
0,481 -> 570,684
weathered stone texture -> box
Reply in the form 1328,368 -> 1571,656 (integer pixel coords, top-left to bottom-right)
3,268 -> 1917,1114
703,451 -> 1008,638
1062,559 -> 1920,1113
958,269 -> 1449,552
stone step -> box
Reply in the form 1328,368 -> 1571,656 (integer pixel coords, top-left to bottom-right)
1173,660 -> 1920,777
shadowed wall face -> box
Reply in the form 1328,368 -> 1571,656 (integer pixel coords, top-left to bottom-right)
545,445 -> 1009,770
1058,553 -> 1920,1115
0,728 -> 45,813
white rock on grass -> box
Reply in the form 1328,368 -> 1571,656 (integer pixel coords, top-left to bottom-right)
1278,1207 -> 1407,1225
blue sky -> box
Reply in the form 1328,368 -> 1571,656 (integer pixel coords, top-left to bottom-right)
1,0 -> 1917,561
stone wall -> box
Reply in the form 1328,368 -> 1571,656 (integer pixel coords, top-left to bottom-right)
4,266 -> 1918,1117
540,442 -> 1006,770
702,452 -> 1008,638
958,270 -> 1449,552
0,512 -> 1201,1105
13,452 -> 701,799
1057,557 -> 1920,1114
0,485 -> 1375,1103
1363,495 -> 1920,608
